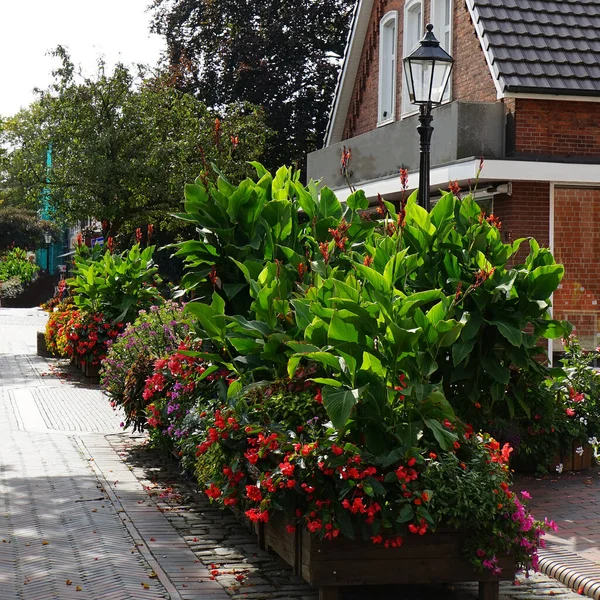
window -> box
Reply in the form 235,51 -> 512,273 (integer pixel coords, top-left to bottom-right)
378,11 -> 398,126
431,0 -> 453,102
402,0 -> 423,116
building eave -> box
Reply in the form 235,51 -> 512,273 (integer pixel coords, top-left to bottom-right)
325,0 -> 374,147
330,159 -> 600,203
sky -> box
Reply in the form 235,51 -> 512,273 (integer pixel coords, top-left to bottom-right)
0,0 -> 166,117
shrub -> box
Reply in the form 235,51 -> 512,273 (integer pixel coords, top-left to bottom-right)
100,302 -> 190,431
63,310 -> 124,365
0,277 -> 24,299
68,242 -> 163,323
45,300 -> 76,356
140,164 -> 566,574
0,247 -> 39,285
0,207 -> 59,251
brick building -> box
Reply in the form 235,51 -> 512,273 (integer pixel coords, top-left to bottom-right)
307,0 -> 600,356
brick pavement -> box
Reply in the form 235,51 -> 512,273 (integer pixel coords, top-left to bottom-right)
0,307 -> 593,600
515,470 -> 600,572
0,308 -> 226,600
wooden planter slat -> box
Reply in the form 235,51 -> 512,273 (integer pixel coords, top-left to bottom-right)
262,512 -> 515,600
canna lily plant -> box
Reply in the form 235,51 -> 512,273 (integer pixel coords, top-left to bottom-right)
167,163 -> 569,574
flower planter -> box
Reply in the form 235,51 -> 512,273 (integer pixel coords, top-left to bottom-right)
260,512 -> 515,600
84,360 -> 101,379
553,441 -> 593,472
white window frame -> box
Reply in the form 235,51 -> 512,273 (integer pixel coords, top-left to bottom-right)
402,0 -> 424,118
431,0 -> 453,104
377,11 -> 398,127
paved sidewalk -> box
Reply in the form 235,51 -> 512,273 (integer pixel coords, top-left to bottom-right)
517,470 -> 600,566
0,308 -> 226,600
0,307 -> 594,600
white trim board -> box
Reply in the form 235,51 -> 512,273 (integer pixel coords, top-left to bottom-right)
325,0 -> 374,147
330,159 -> 600,202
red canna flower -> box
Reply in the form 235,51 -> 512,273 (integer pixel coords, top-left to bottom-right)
449,180 -> 461,198
318,242 -> 330,264
135,228 -> 143,244
208,265 -> 218,288
340,146 -> 352,178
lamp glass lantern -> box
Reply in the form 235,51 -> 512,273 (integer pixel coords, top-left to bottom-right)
404,24 -> 454,107
44,233 -> 52,245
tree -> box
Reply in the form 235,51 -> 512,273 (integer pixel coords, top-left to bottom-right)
0,207 -> 59,251
0,48 -> 269,238
150,0 -> 355,172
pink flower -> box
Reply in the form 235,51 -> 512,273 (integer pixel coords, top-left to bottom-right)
566,408 -> 576,417
544,518 -> 559,532
520,490 -> 532,500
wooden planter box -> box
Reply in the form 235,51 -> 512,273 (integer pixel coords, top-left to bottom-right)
553,441 -> 593,472
261,512 -> 515,600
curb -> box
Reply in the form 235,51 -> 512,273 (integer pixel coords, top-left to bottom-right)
539,546 -> 600,599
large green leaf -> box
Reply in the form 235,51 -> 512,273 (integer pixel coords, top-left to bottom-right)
481,355 -> 510,384
354,263 -> 391,293
328,311 -> 359,344
424,418 -> 457,451
318,187 -> 343,219
488,319 -> 522,347
528,264 -> 564,300
452,338 -> 476,366
322,386 -> 361,429
346,189 -> 369,211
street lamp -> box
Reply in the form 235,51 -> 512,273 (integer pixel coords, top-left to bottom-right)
44,233 -> 52,273
403,24 -> 454,211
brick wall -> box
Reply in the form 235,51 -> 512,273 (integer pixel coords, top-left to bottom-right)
553,187 -> 600,350
451,0 -> 497,103
342,0 -> 497,140
493,182 -> 550,264
514,99 -> 600,159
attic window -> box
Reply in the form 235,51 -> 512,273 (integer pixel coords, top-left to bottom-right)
431,0 -> 453,103
402,0 -> 423,116
378,11 -> 398,126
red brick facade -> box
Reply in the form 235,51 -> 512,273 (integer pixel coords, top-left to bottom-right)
342,0 -> 497,140
493,182 -> 551,264
513,99 -> 600,158
553,187 -> 600,350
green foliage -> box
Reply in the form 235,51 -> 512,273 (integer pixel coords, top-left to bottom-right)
67,243 -> 163,322
150,0 -> 354,171
0,207 -> 59,250
100,301 -> 191,430
0,48 -> 268,235
0,247 -> 39,285
175,167 -> 569,443
0,277 -> 24,299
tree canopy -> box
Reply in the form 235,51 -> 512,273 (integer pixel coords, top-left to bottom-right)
0,48 -> 269,238
150,0 -> 355,172
0,206 -> 59,251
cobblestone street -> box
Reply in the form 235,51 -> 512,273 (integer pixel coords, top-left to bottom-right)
0,307 -> 592,600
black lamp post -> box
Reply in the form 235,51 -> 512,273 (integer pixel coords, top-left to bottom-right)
44,233 -> 52,273
403,24 -> 454,211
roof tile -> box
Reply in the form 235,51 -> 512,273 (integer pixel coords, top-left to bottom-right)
471,0 -> 600,94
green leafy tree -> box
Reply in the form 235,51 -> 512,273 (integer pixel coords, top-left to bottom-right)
0,48 -> 269,237
0,207 -> 59,251
150,0 -> 355,171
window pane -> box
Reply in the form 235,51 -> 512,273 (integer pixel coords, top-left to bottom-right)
379,15 -> 397,122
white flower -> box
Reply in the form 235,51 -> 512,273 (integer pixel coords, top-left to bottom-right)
576,446 -> 584,456
555,463 -> 564,473
579,417 -> 588,425
588,437 -> 598,446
